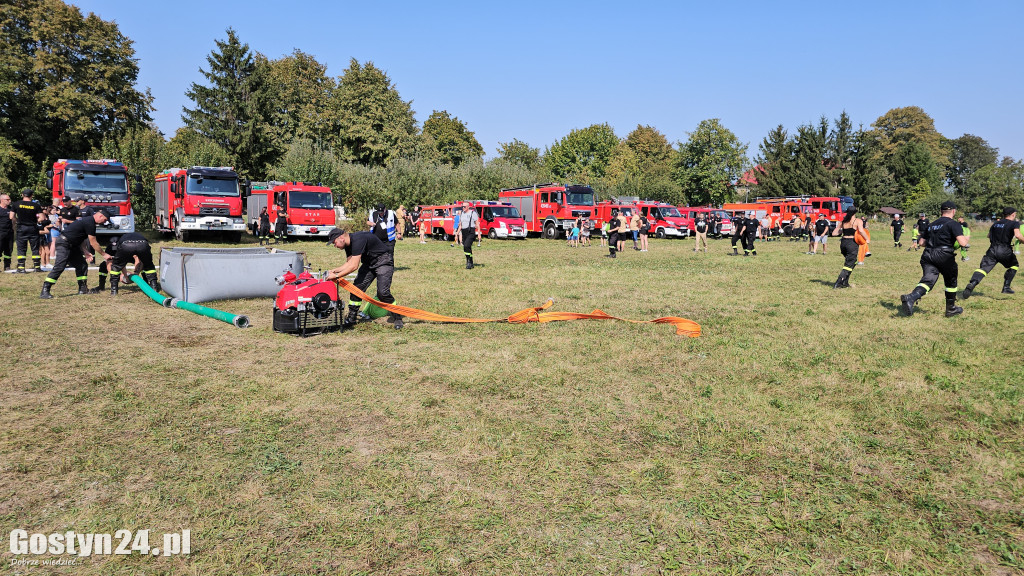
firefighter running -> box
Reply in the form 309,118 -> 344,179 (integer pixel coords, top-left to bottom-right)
459,201 -> 481,269
96,232 -> 158,295
14,188 -> 43,272
832,208 -> 866,289
899,201 -> 970,317
728,212 -> 744,256
40,208 -> 112,299
324,227 -> 403,330
960,206 -> 1024,299
0,193 -> 13,271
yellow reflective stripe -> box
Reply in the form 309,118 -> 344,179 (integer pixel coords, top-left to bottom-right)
917,283 -> 931,293
143,269 -> 157,274
1012,266 -> 1020,271
45,277 -> 56,284
945,287 -> 958,292
975,269 -> 987,276
75,276 -> 87,281
842,267 -> 854,272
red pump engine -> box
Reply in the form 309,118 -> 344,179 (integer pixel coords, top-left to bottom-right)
272,266 -> 343,336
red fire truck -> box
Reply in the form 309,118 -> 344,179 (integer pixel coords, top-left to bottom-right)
155,166 -> 248,241
755,196 -> 845,228
498,184 -> 597,239
464,200 -> 527,239
678,207 -> 734,237
47,159 -> 140,236
634,201 -> 691,238
593,201 -> 635,232
417,204 -> 458,239
247,181 -> 336,239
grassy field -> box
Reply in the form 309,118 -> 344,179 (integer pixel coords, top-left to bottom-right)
1,226 -> 1022,575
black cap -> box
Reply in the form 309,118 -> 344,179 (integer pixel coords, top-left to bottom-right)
1004,206 -> 1017,217
97,208 -> 113,220
21,187 -> 33,197
940,200 -> 957,211
326,227 -> 344,245
375,203 -> 385,212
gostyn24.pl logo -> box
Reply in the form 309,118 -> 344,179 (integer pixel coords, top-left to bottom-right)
9,529 -> 190,558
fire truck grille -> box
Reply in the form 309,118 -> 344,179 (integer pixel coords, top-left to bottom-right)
199,206 -> 230,216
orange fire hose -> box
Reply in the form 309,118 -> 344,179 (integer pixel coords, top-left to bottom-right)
333,278 -> 701,337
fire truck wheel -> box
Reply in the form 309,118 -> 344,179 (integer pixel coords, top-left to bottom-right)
174,222 -> 188,242
543,222 -> 558,240
488,229 -> 497,240
656,228 -> 666,239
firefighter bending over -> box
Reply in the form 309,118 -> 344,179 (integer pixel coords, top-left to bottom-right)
324,227 -> 403,330
96,232 -> 158,295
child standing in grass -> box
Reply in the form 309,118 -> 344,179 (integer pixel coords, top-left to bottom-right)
568,221 -> 580,247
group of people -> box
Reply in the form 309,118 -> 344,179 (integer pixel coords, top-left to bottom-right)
255,203 -> 288,245
1,188 -> 158,298
602,209 -> 651,258
824,201 -> 1023,317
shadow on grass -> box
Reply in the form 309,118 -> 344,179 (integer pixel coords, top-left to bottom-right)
809,279 -> 836,287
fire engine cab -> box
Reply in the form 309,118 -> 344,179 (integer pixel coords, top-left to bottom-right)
155,166 -> 248,242
248,181 -> 336,239
464,200 -> 527,239
498,183 -> 596,239
47,159 -> 139,236
635,201 -> 691,238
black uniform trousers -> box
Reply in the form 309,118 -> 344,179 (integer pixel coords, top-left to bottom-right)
45,237 -> 88,285
462,226 -> 476,258
967,245 -> 1019,288
16,225 -> 40,269
911,248 -> 958,300
730,229 -> 742,249
110,244 -> 156,275
892,228 -> 903,244
348,252 -> 396,306
0,227 -> 12,268
742,231 -> 757,253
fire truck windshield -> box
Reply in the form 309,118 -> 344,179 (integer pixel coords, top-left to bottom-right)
658,206 -> 681,217
65,170 -> 128,197
565,192 -> 595,206
288,192 -> 333,209
488,206 -> 521,219
187,176 -> 239,197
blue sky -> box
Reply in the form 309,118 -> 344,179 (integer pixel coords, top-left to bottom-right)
73,0 -> 1024,162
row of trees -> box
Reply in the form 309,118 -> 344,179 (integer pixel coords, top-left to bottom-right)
2,1 -> 1021,228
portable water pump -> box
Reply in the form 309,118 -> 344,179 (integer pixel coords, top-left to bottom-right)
272,265 -> 342,336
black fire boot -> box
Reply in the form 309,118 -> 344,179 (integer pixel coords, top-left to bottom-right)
465,255 -> 472,269
731,246 -> 738,256
109,275 -> 120,295
387,312 -> 404,330
90,274 -> 107,294
900,287 -> 926,316
77,279 -> 90,294
605,246 -> 617,258
40,281 -> 53,299
1003,269 -> 1017,294
344,305 -> 361,327
833,269 -> 851,289
945,292 -> 963,317
961,271 -> 986,300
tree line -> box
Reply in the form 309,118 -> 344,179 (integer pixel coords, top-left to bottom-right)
2,0 -> 1021,230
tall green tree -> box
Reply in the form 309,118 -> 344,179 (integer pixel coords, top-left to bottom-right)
421,110 -> 484,167
967,158 -> 1024,218
868,106 -> 949,170
827,111 -> 855,197
890,140 -> 944,204
753,125 -> 793,199
850,127 -> 896,213
266,49 -> 337,146
182,28 -> 281,177
163,128 -> 232,170
673,119 -> 749,205
604,125 -> 679,202
0,0 -> 152,187
496,139 -> 542,172
333,59 -> 418,167
789,120 -> 831,197
946,134 -> 997,208
270,139 -> 341,189
90,126 -> 165,229
544,123 -> 619,183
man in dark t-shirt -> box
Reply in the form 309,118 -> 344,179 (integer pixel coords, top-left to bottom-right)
324,228 -> 402,329
41,209 -> 112,299
900,201 -> 970,317
0,193 -> 15,270
890,214 -> 905,248
961,206 -> 1024,299
14,188 -> 43,272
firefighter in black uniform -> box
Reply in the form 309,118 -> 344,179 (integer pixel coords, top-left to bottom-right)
0,193 -> 14,271
831,208 -> 867,288
740,212 -> 759,256
258,206 -> 272,245
960,206 -> 1024,299
711,212 -> 722,238
910,213 -> 929,251
41,208 -> 112,299
275,203 -> 288,242
14,188 -> 43,272
104,232 -> 158,294
900,201 -> 970,317
728,212 -> 744,255
324,227 -> 403,329
890,213 -> 904,248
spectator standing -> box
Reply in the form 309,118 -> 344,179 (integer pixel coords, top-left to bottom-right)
629,210 -> 641,251
395,205 -> 407,240
810,213 -> 829,255
638,213 -> 650,252
693,213 -> 709,253
0,193 -> 14,271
